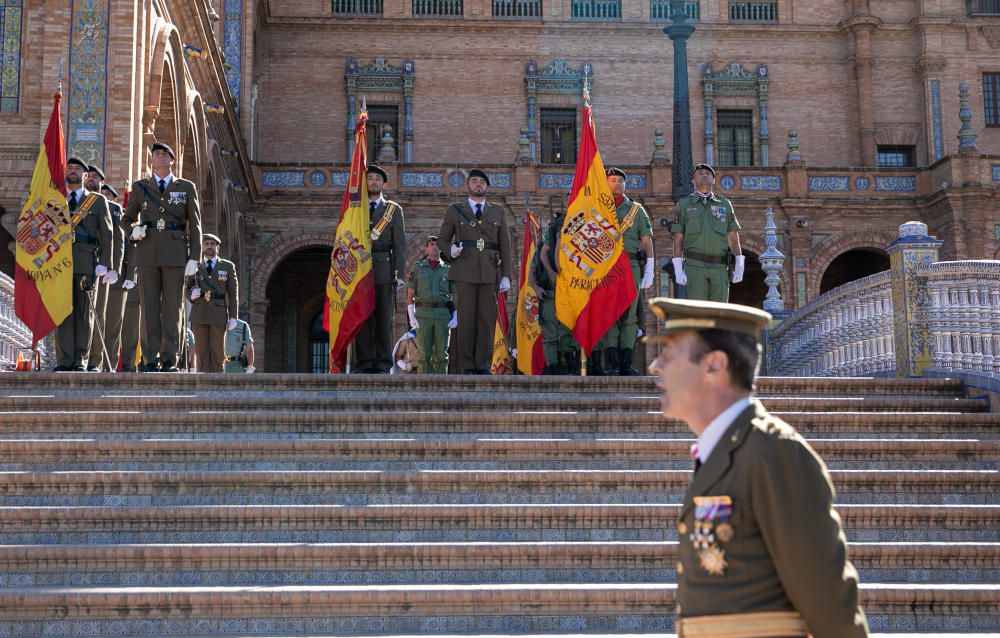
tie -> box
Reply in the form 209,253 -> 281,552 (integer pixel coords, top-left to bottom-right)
68,192 -> 78,212
206,260 -> 214,275
158,179 -> 166,193
370,202 -> 377,214
475,203 -> 483,220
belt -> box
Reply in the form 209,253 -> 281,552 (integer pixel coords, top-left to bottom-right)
459,239 -> 499,251
147,220 -> 185,231
415,301 -> 449,308
677,611 -> 808,637
373,250 -> 391,255
684,250 -> 727,265
73,234 -> 97,244
224,355 -> 240,361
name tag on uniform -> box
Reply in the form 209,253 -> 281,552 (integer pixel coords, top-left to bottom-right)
686,206 -> 699,213
168,192 -> 187,205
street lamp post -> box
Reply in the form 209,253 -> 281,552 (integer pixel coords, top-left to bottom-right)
664,0 -> 695,202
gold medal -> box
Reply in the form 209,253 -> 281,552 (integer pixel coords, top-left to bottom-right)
716,522 -> 734,543
699,545 -> 728,575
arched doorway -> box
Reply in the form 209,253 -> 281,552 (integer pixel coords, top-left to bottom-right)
263,246 -> 330,372
728,249 -> 767,309
308,310 -> 329,374
820,249 -> 890,294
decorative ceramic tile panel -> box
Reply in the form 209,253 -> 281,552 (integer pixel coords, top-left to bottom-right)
808,176 -> 849,192
875,176 -> 916,192
262,171 -> 305,187
0,0 -> 22,113
401,172 -> 443,188
67,0 -> 110,165
739,175 -> 781,191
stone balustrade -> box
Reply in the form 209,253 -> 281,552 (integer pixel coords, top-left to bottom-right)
767,271 -> 894,377
923,261 -> 1000,375
0,271 -> 40,370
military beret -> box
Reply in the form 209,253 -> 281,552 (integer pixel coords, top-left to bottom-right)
366,164 -> 388,181
87,165 -> 106,180
605,167 -> 627,179
643,297 -> 771,344
66,157 -> 88,169
467,169 -> 491,186
150,142 -> 176,159
203,233 -> 222,245
100,184 -> 118,198
693,163 -> 716,177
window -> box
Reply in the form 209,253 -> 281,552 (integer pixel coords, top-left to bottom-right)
985,73 -> 1000,127
413,0 -> 463,17
650,0 -> 700,21
717,110 -> 754,167
332,0 -> 383,15
968,0 -> 1000,16
729,1 -> 777,23
571,0 -> 620,20
365,105 -> 399,163
876,145 -> 915,167
540,108 -> 576,164
493,0 -> 541,18
0,1 -> 23,113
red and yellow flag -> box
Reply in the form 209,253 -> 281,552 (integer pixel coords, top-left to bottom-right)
15,92 -> 72,347
554,105 -> 637,355
490,290 -> 513,375
326,110 -> 374,373
515,211 -> 544,375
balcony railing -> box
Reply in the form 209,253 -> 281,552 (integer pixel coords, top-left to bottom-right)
332,0 -> 383,15
968,0 -> 1000,15
729,0 -> 777,23
571,0 -> 620,20
493,0 -> 541,18
651,0 -> 700,21
413,0 -> 463,17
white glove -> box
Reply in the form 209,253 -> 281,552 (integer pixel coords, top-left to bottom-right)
398,360 -> 412,372
227,318 -> 238,330
94,265 -> 108,278
731,255 -> 746,284
407,303 -> 419,329
395,278 -> 405,289
511,347 -> 518,358
447,311 -> 458,329
640,258 -> 654,290
104,270 -> 119,285
498,277 -> 511,292
450,243 -> 463,259
190,287 -> 202,301
672,257 -> 687,286
245,365 -> 255,374
184,259 -> 198,277
122,279 -> 136,290
130,226 -> 146,241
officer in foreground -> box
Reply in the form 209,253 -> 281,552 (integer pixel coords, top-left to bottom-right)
645,298 -> 868,637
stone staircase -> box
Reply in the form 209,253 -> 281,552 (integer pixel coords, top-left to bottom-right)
0,373 -> 996,637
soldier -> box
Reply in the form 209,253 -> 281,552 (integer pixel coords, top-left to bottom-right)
83,167 -> 125,371
438,169 -> 513,374
672,164 -> 745,302
223,317 -> 255,373
532,210 -> 579,375
594,167 -> 655,376
122,141 -> 202,372
98,183 -> 136,371
645,298 -> 869,638
187,233 -> 238,373
53,157 -> 114,372
405,235 -> 457,373
352,164 -> 405,373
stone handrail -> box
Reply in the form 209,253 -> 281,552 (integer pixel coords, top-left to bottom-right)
0,271 -> 40,369
767,271 -> 894,377
923,261 -> 1000,375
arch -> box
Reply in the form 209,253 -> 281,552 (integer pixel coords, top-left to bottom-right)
146,21 -> 189,140
182,90 -> 207,181
151,60 -> 180,161
807,231 -> 896,299
251,230 -> 334,304
819,249 -> 890,295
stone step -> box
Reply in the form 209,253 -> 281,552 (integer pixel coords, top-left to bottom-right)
0,470 -> 994,507
1,438 -> 994,472
3,505 -> 996,544
0,583 -> 996,635
0,372 -> 969,397
0,411 -> 996,440
0,542 -> 995,587
1,394 -> 987,413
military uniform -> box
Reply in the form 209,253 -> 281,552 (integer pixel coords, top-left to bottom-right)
674,192 -> 740,302
87,196 -> 125,370
597,195 -> 652,371
439,199 -> 512,373
407,257 -> 454,373
55,186 -> 113,370
536,213 -> 578,374
122,170 -> 203,370
187,251 -> 238,373
354,197 -> 406,373
224,319 -> 253,373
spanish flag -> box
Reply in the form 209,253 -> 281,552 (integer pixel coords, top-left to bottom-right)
326,109 -> 374,373
490,290 -> 513,375
14,92 -> 72,347
515,211 -> 544,375
554,104 -> 637,355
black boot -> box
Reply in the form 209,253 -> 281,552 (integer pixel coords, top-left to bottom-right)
565,350 -> 581,376
619,348 -> 641,376
588,351 -> 605,376
605,348 -> 620,376
543,357 -> 560,375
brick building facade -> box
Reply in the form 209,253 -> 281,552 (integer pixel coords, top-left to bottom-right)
1,0 -> 998,371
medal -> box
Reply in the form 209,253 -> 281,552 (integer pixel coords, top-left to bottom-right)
716,522 -> 734,543
699,545 -> 728,575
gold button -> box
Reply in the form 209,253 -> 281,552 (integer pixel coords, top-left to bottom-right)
676,604 -> 683,614
678,522 -> 687,535
676,561 -> 684,575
